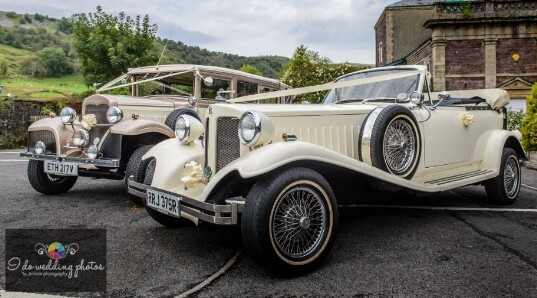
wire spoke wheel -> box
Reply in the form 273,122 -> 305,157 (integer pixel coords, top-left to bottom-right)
503,156 -> 519,198
271,185 -> 327,259
382,119 -> 416,174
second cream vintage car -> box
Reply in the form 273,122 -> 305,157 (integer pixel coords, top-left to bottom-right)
128,65 -> 526,275
20,64 -> 290,204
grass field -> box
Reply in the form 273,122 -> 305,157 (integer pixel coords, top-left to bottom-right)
1,74 -> 90,100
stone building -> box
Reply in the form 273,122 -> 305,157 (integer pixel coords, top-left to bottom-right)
375,0 -> 537,111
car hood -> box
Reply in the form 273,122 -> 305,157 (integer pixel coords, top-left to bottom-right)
82,94 -> 188,114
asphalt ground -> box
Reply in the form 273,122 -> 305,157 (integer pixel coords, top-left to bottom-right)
0,149 -> 536,297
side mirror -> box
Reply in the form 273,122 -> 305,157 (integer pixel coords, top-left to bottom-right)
203,77 -> 214,87
438,91 -> 450,101
431,91 -> 450,110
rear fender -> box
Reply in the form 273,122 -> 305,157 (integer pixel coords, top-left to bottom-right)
480,130 -> 527,171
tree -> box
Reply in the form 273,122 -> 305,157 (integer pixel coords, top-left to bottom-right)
280,45 -> 365,103
240,64 -> 263,76
57,17 -> 72,34
72,6 -> 159,86
520,83 -> 537,150
0,27 -> 6,43
21,47 -> 73,77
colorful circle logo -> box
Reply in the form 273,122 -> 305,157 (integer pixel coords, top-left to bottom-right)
47,242 -> 66,260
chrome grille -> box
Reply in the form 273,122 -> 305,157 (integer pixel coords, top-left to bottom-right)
28,130 -> 56,154
85,104 -> 110,147
84,104 -> 109,124
216,117 -> 240,172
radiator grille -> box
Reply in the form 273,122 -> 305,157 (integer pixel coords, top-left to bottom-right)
85,104 -> 110,147
84,104 -> 109,124
216,117 -> 240,172
28,130 -> 56,154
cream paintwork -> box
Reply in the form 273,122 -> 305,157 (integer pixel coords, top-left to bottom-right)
144,93 -> 522,222
143,138 -> 205,225
145,101 -> 516,200
109,119 -> 174,137
28,117 -> 80,154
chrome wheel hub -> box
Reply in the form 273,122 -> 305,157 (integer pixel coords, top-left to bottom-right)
272,185 -> 327,259
504,156 -> 519,198
383,119 -> 416,174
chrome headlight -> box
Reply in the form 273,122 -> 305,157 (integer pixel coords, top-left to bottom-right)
175,115 -> 204,144
72,129 -> 90,147
238,110 -> 274,146
34,141 -> 46,154
60,107 -> 77,124
87,145 -> 98,159
188,95 -> 197,106
106,107 -> 123,124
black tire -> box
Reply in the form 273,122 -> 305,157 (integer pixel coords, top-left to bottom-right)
242,167 -> 338,276
164,108 -> 201,131
143,158 -> 193,228
27,160 -> 78,195
485,148 -> 521,205
366,105 -> 421,179
125,145 -> 154,205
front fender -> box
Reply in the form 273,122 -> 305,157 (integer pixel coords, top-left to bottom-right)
142,138 -> 204,192
28,117 -> 80,154
200,141 -> 440,201
110,119 -> 174,138
480,130 -> 527,170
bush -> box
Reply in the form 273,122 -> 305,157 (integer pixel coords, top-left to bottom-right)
520,83 -> 537,151
5,11 -> 17,18
21,47 -> 74,77
34,13 -> 45,22
507,108 -> 525,131
24,14 -> 32,24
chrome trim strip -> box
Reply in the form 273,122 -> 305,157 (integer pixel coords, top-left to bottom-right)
128,179 -> 240,225
19,152 -> 120,168
360,107 -> 385,166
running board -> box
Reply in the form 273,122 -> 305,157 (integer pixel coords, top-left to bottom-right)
424,170 -> 494,186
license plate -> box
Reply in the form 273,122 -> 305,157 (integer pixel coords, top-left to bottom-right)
44,160 -> 78,176
146,189 -> 181,217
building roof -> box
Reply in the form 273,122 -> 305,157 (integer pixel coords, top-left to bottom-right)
387,0 -> 437,8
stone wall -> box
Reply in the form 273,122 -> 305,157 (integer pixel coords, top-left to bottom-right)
496,38 -> 537,83
0,99 -> 45,149
0,99 -> 82,149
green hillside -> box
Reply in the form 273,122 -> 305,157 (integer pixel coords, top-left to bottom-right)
0,10 -> 289,82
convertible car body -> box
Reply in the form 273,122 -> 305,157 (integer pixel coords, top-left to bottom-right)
128,65 -> 525,275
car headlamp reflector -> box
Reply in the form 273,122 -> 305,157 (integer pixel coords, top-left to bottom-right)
34,141 -> 46,154
72,129 -> 90,147
175,115 -> 204,144
238,110 -> 274,146
60,107 -> 77,124
87,145 -> 98,159
106,107 -> 123,124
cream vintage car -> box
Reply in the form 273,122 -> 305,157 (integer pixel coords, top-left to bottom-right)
128,65 -> 526,275
20,64 -> 290,204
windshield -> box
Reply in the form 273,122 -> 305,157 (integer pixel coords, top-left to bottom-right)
323,69 -> 421,104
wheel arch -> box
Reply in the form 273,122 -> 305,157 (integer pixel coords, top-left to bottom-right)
481,130 -> 527,172
117,131 -> 171,171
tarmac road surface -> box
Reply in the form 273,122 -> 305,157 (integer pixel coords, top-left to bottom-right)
0,150 -> 536,297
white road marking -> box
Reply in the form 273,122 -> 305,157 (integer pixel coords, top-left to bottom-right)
0,290 -> 70,298
0,159 -> 28,162
349,204 -> 537,213
175,249 -> 242,298
0,152 -> 24,154
522,184 -> 537,192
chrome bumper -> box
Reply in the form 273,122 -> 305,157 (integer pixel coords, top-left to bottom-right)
20,152 -> 120,168
127,180 -> 243,225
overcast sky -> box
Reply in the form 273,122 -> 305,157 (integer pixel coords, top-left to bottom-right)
0,0 -> 396,64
